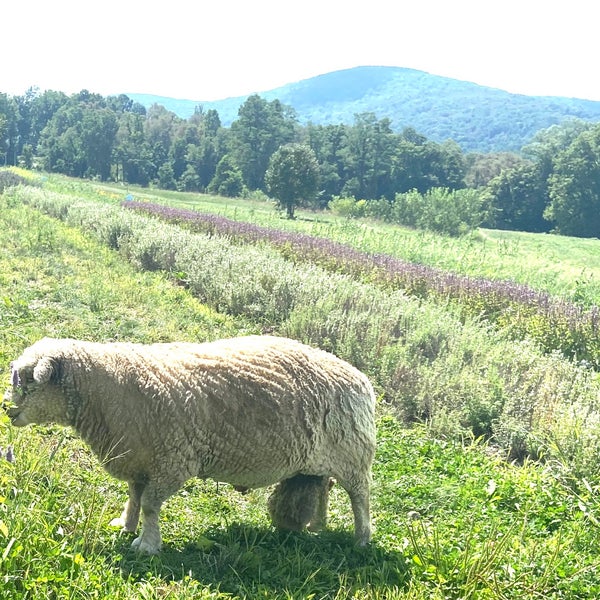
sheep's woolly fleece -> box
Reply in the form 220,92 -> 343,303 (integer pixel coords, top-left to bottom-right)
6,335 -> 377,553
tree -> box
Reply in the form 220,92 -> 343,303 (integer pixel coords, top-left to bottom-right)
0,93 -> 20,165
340,113 -> 394,199
114,111 -> 154,185
546,124 -> 600,237
265,144 -> 320,218
483,163 -> 550,232
208,154 -> 244,197
80,107 -> 118,180
303,123 -> 348,203
230,95 -> 297,190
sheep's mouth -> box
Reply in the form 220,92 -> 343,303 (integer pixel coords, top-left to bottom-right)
8,410 -> 27,427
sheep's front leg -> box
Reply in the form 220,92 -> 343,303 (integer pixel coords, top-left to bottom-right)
131,482 -> 169,554
110,481 -> 145,533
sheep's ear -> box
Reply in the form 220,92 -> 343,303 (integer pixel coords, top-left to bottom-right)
33,356 -> 56,384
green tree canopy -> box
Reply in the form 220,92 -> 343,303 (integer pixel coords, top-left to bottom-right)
230,95 -> 297,190
483,163 -> 550,232
546,124 -> 600,237
265,143 -> 320,218
208,154 -> 244,197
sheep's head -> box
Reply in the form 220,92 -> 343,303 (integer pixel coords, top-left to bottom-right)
3,342 -> 70,427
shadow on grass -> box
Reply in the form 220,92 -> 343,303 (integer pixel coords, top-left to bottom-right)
112,524 -> 410,597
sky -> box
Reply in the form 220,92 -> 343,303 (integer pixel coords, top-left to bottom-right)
3,0 -> 599,102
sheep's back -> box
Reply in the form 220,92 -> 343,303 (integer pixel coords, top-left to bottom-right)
70,336 -> 375,487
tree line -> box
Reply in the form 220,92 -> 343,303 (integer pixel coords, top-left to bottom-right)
1,87 -> 599,237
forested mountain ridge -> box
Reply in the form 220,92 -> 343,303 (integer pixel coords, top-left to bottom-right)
127,66 -> 600,153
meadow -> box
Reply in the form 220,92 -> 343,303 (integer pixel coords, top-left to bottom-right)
1,171 -> 600,599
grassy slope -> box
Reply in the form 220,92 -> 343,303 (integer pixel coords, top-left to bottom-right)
1,178 -> 599,598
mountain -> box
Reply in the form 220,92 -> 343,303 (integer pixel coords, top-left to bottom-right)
126,66 -> 600,153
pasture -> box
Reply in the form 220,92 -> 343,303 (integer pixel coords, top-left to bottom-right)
1,172 -> 599,598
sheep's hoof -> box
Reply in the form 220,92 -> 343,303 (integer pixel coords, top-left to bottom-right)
131,536 -> 161,555
109,517 -> 125,528
109,517 -> 137,533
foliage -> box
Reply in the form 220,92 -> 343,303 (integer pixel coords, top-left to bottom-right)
123,199 -> 600,368
391,187 -> 486,236
330,187 -> 488,236
5,85 -> 600,238
483,163 -> 550,232
0,168 -> 31,194
482,119 -> 600,238
207,154 -> 245,197
0,88 -> 472,210
229,95 -> 298,191
265,143 -> 320,218
546,123 -> 600,237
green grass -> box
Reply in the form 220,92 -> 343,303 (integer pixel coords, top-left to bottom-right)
2,175 -> 600,598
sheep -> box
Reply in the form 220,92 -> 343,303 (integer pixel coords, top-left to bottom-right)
4,335 -> 377,553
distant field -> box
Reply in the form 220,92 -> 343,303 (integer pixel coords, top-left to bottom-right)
94,181 -> 600,306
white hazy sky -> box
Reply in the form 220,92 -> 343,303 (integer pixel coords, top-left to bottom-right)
3,0 -> 599,101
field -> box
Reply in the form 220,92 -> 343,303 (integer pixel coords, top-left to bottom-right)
1,171 -> 600,599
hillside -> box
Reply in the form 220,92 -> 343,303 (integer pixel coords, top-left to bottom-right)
127,66 -> 600,152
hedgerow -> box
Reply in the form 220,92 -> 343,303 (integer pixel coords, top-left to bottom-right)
11,185 -> 600,479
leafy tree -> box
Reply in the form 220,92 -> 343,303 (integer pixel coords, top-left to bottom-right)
230,95 -> 297,190
393,187 -> 485,236
0,93 -> 20,165
157,162 -> 177,190
546,124 -> 600,237
265,144 -> 320,218
179,164 -> 201,191
114,111 -> 154,185
303,123 -> 348,203
523,119 -> 592,180
483,163 -> 550,232
25,89 -> 69,149
80,107 -> 118,180
464,152 -> 527,188
341,113 -> 394,199
208,154 -> 244,197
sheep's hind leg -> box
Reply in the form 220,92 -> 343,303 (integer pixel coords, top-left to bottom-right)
110,480 -> 145,533
339,477 -> 372,546
131,482 -> 170,554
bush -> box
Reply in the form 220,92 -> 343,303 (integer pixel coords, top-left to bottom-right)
393,187 -> 486,236
0,168 -> 30,194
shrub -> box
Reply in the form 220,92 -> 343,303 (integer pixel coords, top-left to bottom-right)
393,187 -> 486,236
0,168 -> 30,194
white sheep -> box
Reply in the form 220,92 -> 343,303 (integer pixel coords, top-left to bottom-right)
5,335 -> 376,553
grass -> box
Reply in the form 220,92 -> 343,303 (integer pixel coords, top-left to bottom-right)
2,174 -> 600,598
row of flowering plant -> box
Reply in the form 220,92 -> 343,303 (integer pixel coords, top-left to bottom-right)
124,200 -> 599,368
